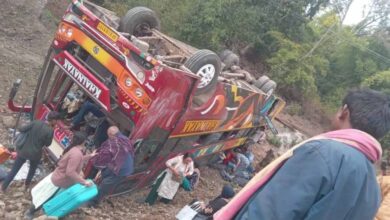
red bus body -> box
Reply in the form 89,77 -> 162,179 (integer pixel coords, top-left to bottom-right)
8,0 -> 285,195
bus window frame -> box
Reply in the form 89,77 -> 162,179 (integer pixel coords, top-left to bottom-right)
45,71 -> 73,110
34,60 -> 57,117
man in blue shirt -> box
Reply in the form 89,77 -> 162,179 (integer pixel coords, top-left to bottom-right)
216,89 -> 390,220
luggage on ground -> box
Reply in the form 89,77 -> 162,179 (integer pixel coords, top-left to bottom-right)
31,173 -> 59,208
176,200 -> 203,220
0,146 -> 11,164
43,181 -> 97,217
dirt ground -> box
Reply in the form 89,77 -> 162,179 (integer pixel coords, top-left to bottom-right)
0,1 -> 326,220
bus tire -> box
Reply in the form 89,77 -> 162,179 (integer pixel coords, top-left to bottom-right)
222,53 -> 240,70
119,7 -> 161,37
254,75 -> 270,89
219,49 -> 240,70
219,49 -> 233,61
185,49 -> 221,95
261,80 -> 277,94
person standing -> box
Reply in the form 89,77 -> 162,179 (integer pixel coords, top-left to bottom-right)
89,126 -> 134,206
215,89 -> 390,220
1,111 -> 60,192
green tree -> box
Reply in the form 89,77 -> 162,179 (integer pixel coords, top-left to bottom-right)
362,70 -> 390,95
305,12 -> 390,110
265,31 -> 328,100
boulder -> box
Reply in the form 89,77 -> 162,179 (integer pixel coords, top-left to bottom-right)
0,200 -> 5,209
1,116 -> 16,128
4,211 -> 21,220
11,191 -> 24,198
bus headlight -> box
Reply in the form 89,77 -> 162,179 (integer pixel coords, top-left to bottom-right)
136,71 -> 145,83
66,28 -> 73,38
56,23 -> 74,42
125,78 -> 132,87
135,88 -> 143,98
59,24 -> 67,33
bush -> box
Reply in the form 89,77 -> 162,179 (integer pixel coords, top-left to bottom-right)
381,133 -> 390,150
286,102 -> 303,116
267,135 -> 282,148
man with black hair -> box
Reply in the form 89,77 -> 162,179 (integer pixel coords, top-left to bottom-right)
1,111 -> 60,192
215,89 -> 390,220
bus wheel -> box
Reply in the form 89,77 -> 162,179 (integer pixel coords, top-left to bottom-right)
220,50 -> 240,70
261,80 -> 277,94
185,49 -> 221,95
219,49 -> 235,62
119,7 -> 161,37
254,75 -> 270,89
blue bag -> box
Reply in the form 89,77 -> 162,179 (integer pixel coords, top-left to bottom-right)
43,182 -> 98,217
182,177 -> 191,191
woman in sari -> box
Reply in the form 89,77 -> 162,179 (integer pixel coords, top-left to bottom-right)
146,153 -> 195,204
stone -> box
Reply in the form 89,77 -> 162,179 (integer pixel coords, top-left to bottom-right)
15,202 -> 24,210
1,115 -> 16,128
11,191 -> 24,198
21,198 -> 31,205
0,200 -> 5,209
5,204 -> 18,212
33,215 -> 58,220
4,211 -> 21,220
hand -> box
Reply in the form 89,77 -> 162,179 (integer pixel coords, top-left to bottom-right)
90,150 -> 98,157
171,168 -> 179,176
204,207 -> 213,214
175,171 -> 181,178
10,151 -> 17,159
82,180 -> 93,187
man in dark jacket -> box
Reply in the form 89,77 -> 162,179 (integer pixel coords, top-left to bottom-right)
1,111 -> 60,192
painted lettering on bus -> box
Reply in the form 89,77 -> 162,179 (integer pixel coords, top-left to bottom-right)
181,120 -> 220,133
63,58 -> 102,99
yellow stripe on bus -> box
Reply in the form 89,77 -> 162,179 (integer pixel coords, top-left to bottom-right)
75,33 -> 123,78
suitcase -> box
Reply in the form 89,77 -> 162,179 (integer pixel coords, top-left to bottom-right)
31,173 -> 59,208
43,181 -> 98,217
0,146 -> 11,164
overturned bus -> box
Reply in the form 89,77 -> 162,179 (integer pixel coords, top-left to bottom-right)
8,0 -> 285,196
